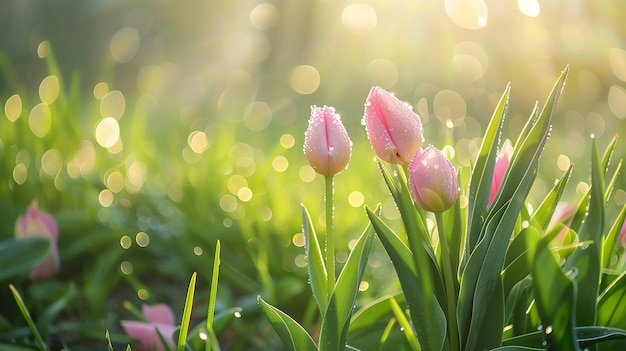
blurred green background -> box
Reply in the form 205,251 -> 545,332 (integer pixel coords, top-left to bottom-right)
1,0 -> 625,349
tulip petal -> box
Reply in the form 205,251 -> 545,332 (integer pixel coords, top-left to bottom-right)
142,304 -> 176,325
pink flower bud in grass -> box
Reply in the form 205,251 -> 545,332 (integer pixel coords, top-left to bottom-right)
364,86 -> 423,164
408,146 -> 459,212
15,200 -> 59,281
489,139 -> 513,207
121,304 -> 177,351
304,105 -> 351,176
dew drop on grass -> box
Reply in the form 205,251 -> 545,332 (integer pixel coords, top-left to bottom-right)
234,311 -> 242,318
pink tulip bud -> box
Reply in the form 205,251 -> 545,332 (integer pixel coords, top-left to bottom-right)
15,200 -> 59,281
121,304 -> 177,351
408,146 -> 459,212
489,139 -> 513,207
303,105 -> 352,176
364,86 -> 423,164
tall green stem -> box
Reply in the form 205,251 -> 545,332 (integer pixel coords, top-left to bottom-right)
325,175 -> 336,292
435,211 -> 459,351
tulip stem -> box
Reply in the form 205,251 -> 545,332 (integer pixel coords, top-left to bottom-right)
435,211 -> 459,351
325,175 -> 336,292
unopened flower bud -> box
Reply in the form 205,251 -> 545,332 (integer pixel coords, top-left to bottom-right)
364,86 -> 423,164
408,146 -> 459,212
303,105 -> 351,176
489,139 -> 513,207
15,200 -> 59,281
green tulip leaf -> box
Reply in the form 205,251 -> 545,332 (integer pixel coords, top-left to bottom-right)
258,296 -> 318,351
529,227 -> 579,351
319,215 -> 375,351
565,138 -> 604,326
367,207 -> 446,351
302,205 -> 329,316
459,66 -> 569,351
0,237 -> 51,281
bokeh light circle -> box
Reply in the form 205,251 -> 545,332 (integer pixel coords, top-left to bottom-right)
342,3 -> 377,34
110,27 -> 140,63
444,0 -> 488,30
289,65 -> 320,95
95,117 -> 121,148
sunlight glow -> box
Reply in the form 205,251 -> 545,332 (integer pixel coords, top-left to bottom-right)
608,84 -> 626,120
348,191 -> 365,207
341,3 -> 377,34
518,0 -> 541,17
136,231 -> 150,247
37,41 -> 51,58
4,94 -> 22,122
120,236 -> 132,249
126,160 -> 148,193
93,82 -> 109,99
434,90 -> 466,126
99,189 -> 114,207
280,134 -> 295,149
292,233 -> 305,247
95,117 -> 120,148
29,103 -> 52,137
272,156 -> 289,172
244,101 -> 272,131
299,166 -> 316,182
39,75 -> 60,105
188,131 -> 209,153
445,0 -> 488,30
106,170 -> 125,193
110,27 -> 140,63
250,3 -> 279,30
41,149 -> 62,176
366,58 -> 398,89
609,48 -> 626,82
289,65 -> 320,95
100,90 -> 126,120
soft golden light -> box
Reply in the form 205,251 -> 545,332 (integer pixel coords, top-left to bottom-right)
445,0 -> 488,30
110,27 -> 140,63
4,94 -> 22,122
289,65 -> 320,95
100,90 -> 126,120
39,75 -> 60,105
29,103 -> 52,137
341,3 -> 377,34
95,117 -> 120,148
518,0 -> 540,17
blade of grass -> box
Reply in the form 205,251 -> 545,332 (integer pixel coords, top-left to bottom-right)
207,240 -> 221,351
388,297 -> 420,351
178,272 -> 197,351
9,284 -> 50,351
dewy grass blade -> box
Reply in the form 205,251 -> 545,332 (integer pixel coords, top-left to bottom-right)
388,297 -> 420,351
9,284 -> 51,351
207,240 -> 221,351
178,272 -> 197,351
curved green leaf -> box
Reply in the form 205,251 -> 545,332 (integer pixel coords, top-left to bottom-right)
565,138 -> 604,326
367,208 -> 446,351
302,205 -> 328,316
319,216 -> 375,351
529,228 -> 579,351
258,296 -> 318,351
0,237 -> 50,281
598,270 -> 626,329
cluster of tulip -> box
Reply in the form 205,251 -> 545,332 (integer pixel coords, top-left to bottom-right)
304,86 -> 461,213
